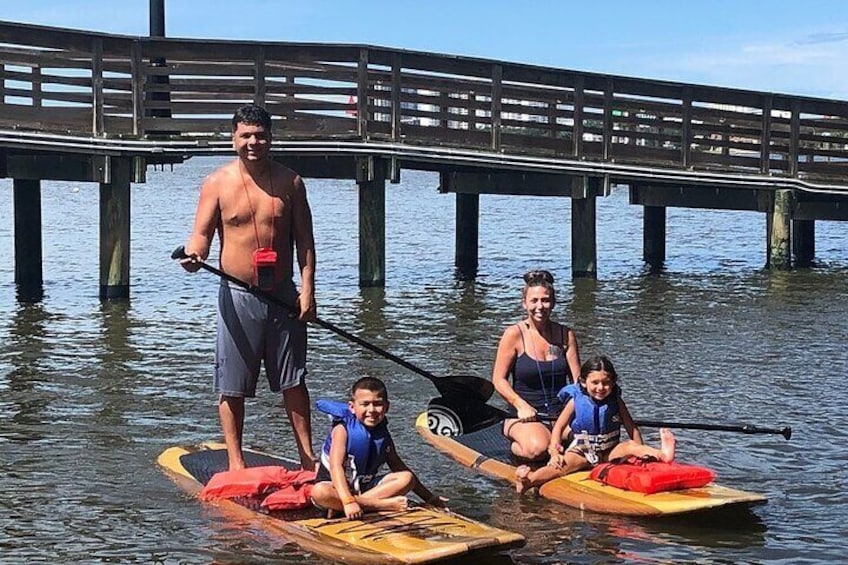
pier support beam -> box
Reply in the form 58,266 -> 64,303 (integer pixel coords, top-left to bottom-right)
643,205 -> 666,271
571,177 -> 599,278
13,179 -> 43,300
358,158 -> 386,287
767,189 -> 793,270
99,158 -> 132,299
455,193 -> 479,280
792,219 -> 815,268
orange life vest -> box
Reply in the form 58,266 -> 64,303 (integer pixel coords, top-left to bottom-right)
589,456 -> 715,494
199,465 -> 316,509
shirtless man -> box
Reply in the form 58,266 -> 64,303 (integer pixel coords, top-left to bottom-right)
181,104 -> 317,471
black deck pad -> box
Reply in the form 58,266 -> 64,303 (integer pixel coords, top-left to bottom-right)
180,448 -> 296,486
453,420 -> 515,466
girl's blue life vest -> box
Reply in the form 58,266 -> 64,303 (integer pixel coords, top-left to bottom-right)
557,383 -> 622,457
316,399 -> 392,492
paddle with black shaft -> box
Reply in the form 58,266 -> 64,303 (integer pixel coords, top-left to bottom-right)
426,396 -> 792,439
171,246 -> 494,401
634,419 -> 792,440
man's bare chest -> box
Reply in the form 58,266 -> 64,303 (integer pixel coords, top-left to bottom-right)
220,188 -> 291,228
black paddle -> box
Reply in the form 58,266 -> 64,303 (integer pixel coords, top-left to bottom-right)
426,396 -> 792,440
633,419 -> 792,440
171,246 -> 494,401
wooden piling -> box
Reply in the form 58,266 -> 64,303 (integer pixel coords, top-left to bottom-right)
99,158 -> 131,298
13,179 -> 43,299
455,193 -> 479,280
792,219 -> 815,268
767,189 -> 793,270
358,157 -> 386,287
571,177 -> 598,278
643,205 -> 666,271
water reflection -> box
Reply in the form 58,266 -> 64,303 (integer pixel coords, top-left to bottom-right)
491,493 -> 767,564
644,507 -> 767,548
5,302 -> 51,441
92,301 -> 142,448
355,286 -> 388,341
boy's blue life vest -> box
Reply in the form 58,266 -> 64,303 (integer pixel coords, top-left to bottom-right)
558,383 -> 622,456
316,399 -> 392,492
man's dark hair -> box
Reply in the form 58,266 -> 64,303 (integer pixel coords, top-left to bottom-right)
232,104 -> 272,132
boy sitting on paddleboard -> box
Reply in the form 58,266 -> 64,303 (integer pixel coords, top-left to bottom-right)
515,355 -> 676,493
311,377 -> 446,519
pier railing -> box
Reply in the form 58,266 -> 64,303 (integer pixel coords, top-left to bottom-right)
1,20 -> 848,184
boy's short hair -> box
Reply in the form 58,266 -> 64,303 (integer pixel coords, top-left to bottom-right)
350,376 -> 388,401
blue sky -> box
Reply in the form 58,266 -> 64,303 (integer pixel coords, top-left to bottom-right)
6,1 -> 848,99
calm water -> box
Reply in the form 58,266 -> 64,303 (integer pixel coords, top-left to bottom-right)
1,157 -> 846,564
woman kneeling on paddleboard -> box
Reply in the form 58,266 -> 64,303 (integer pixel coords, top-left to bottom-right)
492,270 -> 583,461
515,355 -> 676,494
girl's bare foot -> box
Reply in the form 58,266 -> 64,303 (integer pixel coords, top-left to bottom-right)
515,465 -> 532,494
659,428 -> 676,462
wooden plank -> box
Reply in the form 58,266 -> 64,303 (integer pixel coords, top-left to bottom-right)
357,48 -> 368,139
92,38 -> 104,135
2,87 -> 92,106
609,146 -> 682,167
144,98 -> 352,114
0,48 -> 99,69
254,45 -> 266,106
266,82 -> 357,97
103,114 -> 136,134
1,68 -> 95,88
0,105 -> 92,132
573,76 -> 585,158
397,123 -> 491,148
689,152 -> 762,170
31,67 -> 42,108
0,21 -> 115,52
491,65 -> 502,150
604,80 -> 614,163
501,135 -> 572,157
391,53 -> 401,141
131,41 -> 144,135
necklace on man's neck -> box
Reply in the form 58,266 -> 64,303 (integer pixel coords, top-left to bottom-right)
239,161 -> 275,249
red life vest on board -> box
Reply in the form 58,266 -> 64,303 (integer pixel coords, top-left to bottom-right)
199,466 -> 316,510
589,457 -> 715,494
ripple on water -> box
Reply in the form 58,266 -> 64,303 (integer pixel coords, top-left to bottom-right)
1,166 -> 848,564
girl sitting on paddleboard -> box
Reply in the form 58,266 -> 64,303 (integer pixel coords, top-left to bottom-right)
515,355 -> 676,494
493,270 -> 582,461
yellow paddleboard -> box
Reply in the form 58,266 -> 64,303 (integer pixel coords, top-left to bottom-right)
158,442 -> 524,564
416,413 -> 766,517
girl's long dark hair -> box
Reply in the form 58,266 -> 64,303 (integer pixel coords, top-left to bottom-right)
578,355 -> 618,384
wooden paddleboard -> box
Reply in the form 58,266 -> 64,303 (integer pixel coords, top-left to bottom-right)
416,413 -> 767,517
158,442 -> 524,564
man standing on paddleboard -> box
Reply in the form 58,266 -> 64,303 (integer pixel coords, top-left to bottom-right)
180,104 -> 317,471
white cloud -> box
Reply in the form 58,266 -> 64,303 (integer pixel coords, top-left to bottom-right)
649,32 -> 848,99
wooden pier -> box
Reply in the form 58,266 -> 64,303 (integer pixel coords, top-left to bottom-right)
1,20 -> 847,297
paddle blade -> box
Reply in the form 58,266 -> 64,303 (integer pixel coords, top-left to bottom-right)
171,245 -> 188,260
427,396 -> 510,436
434,375 -> 495,403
